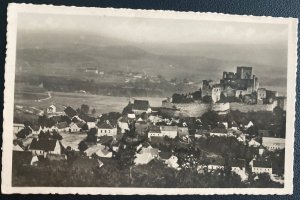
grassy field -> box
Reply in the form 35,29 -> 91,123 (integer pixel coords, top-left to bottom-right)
14,91 -> 165,115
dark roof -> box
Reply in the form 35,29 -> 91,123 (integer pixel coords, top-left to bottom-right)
229,159 -> 245,168
211,128 -> 228,134
253,160 -> 272,168
13,151 -> 33,165
159,151 -> 172,159
151,107 -> 160,112
30,125 -> 40,131
231,121 -> 239,127
133,100 -> 150,111
97,122 -> 114,129
98,136 -> 113,145
29,138 -> 58,151
208,158 -> 225,166
149,125 -> 161,133
122,103 -> 133,115
57,122 -> 68,129
149,136 -> 164,145
76,121 -> 85,128
64,106 -> 77,118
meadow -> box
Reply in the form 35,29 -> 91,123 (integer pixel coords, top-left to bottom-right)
14,91 -> 165,116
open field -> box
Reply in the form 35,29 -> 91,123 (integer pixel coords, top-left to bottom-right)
14,91 -> 165,115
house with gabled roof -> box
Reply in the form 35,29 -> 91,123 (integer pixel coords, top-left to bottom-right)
134,146 -> 159,165
132,100 -> 151,115
229,159 -> 246,174
68,122 -> 80,133
249,138 -> 261,148
47,105 -> 57,114
207,158 -> 225,171
262,137 -> 285,151
250,159 -> 272,175
97,122 -> 117,137
148,125 -> 162,139
85,144 -> 113,158
29,138 -> 62,157
117,116 -> 129,133
160,125 -> 178,138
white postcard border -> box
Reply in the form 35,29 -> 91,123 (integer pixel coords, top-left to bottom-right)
2,3 -> 298,195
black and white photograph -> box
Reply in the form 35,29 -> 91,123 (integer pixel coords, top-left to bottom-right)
1,3 -> 297,195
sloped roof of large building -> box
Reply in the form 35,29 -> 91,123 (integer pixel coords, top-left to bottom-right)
64,106 -> 77,118
253,160 -> 272,168
208,157 -> 225,166
160,125 -> 178,132
149,125 -> 161,133
29,138 -> 58,151
133,100 -> 150,111
97,122 -> 114,129
262,137 -> 285,144
57,122 -> 68,129
229,159 -> 245,168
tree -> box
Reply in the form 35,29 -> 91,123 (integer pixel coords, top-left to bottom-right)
86,128 -> 97,143
81,104 -> 90,114
191,89 -> 202,100
246,125 -> 257,137
52,130 -> 63,140
202,95 -> 212,103
81,123 -> 89,131
16,127 -> 32,139
91,108 -> 96,115
78,141 -> 88,152
201,111 -> 220,129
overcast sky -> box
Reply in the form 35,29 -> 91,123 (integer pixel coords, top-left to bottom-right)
17,13 -> 288,45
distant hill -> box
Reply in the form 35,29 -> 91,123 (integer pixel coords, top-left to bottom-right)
16,31 -> 287,95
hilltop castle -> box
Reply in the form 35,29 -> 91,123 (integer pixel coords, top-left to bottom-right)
202,66 -> 283,106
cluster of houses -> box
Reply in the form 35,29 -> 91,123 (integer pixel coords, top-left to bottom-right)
13,96 -> 285,182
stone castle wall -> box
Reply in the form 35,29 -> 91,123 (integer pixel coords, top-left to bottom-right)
174,103 -> 211,117
165,101 -> 276,117
230,101 -> 277,112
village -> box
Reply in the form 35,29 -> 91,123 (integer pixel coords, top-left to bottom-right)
12,66 -> 286,187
